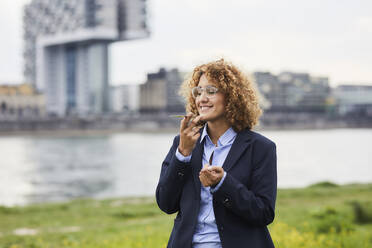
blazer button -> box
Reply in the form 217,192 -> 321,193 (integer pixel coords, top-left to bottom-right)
219,226 -> 224,231
223,198 -> 232,207
177,172 -> 184,177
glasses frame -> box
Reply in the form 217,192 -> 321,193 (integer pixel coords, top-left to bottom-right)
191,85 -> 219,99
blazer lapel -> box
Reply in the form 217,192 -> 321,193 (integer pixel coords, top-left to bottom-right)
191,137 -> 204,200
222,129 -> 253,172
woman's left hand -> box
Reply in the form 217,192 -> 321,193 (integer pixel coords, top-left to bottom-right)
199,164 -> 224,187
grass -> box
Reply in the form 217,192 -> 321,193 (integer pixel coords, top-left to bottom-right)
1,183 -> 372,248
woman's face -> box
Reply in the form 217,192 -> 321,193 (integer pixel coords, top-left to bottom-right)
195,74 -> 227,123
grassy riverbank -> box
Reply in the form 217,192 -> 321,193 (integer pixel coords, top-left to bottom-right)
1,182 -> 372,248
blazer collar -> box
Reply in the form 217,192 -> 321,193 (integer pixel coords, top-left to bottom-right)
222,128 -> 253,172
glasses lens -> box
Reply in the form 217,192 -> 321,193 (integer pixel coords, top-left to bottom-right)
192,86 -> 218,98
192,87 -> 201,98
205,86 -> 218,95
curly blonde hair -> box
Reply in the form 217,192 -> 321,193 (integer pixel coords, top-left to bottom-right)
180,59 -> 262,131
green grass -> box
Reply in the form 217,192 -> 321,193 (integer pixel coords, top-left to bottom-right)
1,183 -> 372,248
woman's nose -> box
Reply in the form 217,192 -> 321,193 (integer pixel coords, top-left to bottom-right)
199,91 -> 209,101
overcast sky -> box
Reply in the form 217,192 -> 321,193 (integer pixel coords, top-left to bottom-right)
0,0 -> 371,86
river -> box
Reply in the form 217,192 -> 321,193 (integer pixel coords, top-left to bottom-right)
0,128 -> 371,206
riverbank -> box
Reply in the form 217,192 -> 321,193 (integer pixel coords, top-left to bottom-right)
1,112 -> 372,136
0,127 -> 179,137
1,182 -> 372,248
1,125 -> 371,138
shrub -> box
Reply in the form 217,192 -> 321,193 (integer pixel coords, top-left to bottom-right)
310,207 -> 354,233
349,201 -> 372,224
309,181 -> 339,188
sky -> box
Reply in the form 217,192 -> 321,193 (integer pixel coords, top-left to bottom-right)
0,0 -> 371,87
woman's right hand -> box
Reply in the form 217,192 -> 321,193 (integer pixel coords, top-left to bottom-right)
178,113 -> 203,156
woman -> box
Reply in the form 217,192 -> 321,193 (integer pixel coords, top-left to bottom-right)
156,59 -> 277,248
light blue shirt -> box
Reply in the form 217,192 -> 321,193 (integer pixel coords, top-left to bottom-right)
176,125 -> 237,246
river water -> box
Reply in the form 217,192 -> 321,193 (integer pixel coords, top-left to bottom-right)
0,128 -> 371,206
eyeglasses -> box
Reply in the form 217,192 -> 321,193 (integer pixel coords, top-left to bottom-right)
191,85 -> 219,99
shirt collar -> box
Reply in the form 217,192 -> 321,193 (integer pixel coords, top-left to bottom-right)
200,124 -> 237,146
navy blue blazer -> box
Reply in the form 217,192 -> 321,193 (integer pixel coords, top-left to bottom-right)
156,128 -> 277,248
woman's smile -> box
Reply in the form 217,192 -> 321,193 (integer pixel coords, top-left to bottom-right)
199,105 -> 213,113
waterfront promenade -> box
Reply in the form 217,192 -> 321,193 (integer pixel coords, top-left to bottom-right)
1,112 -> 372,134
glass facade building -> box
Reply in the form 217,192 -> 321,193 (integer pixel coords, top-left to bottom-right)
23,0 -> 149,116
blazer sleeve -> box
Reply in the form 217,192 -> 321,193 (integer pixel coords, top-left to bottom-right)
213,141 -> 277,226
156,135 -> 192,214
